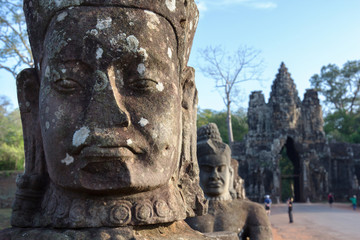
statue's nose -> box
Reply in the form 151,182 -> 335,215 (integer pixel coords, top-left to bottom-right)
84,70 -> 130,128
210,169 -> 220,180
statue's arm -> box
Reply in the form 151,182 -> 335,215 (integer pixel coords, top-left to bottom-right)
244,202 -> 273,240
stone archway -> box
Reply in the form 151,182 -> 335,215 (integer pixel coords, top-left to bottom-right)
279,137 -> 302,202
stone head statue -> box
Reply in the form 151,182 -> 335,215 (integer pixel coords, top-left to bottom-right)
187,123 -> 272,239
197,123 -> 236,201
13,0 -> 205,228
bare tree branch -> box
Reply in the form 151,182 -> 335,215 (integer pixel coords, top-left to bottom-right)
0,0 -> 32,80
198,45 -> 264,145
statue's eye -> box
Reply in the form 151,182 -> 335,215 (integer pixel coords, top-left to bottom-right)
128,79 -> 157,91
217,165 -> 226,172
53,79 -> 81,93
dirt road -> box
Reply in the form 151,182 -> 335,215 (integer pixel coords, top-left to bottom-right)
270,203 -> 360,240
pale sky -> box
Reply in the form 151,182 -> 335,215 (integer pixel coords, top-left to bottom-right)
1,0 -> 360,112
190,0 -> 360,111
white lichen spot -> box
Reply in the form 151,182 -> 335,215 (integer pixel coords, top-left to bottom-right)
156,82 -> 164,92
167,48 -> 172,59
96,17 -> 112,30
165,0 -> 176,12
57,12 -> 68,22
138,117 -> 149,127
152,133 -> 158,139
144,10 -> 160,23
25,101 -> 30,107
96,47 -> 103,59
55,0 -> 63,7
126,35 -> 139,52
145,11 -> 160,29
129,22 -> 134,26
90,29 -> 98,36
110,38 -> 117,47
45,66 -> 50,78
189,21 -> 193,30
72,126 -> 90,147
46,121 -> 50,129
61,153 -> 74,166
45,106 -> 49,113
138,48 -> 148,60
61,69 -> 66,73
137,63 -> 146,76
116,70 -> 124,87
127,139 -> 133,146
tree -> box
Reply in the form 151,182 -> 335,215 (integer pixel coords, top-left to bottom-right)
310,60 -> 360,143
0,0 -> 32,79
323,110 -> 360,143
310,60 -> 360,114
198,45 -> 263,146
0,96 -> 24,170
197,108 -> 248,144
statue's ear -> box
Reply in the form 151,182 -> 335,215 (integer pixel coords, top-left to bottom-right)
17,68 -> 40,113
179,66 -> 207,217
12,68 -> 47,227
16,68 -> 45,175
181,66 -> 197,110
228,164 -> 237,199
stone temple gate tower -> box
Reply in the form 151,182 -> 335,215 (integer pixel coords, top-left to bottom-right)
233,62 -> 333,202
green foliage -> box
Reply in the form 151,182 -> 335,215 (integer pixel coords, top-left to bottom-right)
310,60 -> 360,113
0,96 -> 24,170
280,148 -> 294,175
323,110 -> 360,143
310,60 -> 360,143
280,147 -> 294,201
197,108 -> 248,143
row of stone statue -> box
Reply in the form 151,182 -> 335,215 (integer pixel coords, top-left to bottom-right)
0,1 -> 271,239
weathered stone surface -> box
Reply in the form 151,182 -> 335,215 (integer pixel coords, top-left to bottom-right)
0,221 -> 213,240
0,1 -> 217,239
233,62 -> 360,203
186,123 -> 272,240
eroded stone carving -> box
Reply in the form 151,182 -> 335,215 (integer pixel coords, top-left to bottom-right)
0,1 -> 214,239
233,62 -> 360,202
186,123 -> 272,240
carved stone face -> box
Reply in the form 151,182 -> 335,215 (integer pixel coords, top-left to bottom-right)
199,153 -> 231,198
39,7 -> 181,193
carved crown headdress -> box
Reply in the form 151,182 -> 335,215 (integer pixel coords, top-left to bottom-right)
23,0 -> 199,71
197,123 -> 231,160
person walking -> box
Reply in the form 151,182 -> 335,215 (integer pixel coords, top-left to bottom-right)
287,197 -> 293,223
264,195 -> 272,216
328,193 -> 334,207
349,195 -> 357,211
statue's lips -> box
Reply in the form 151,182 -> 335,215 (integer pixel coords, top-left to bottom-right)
80,146 -> 144,158
78,146 -> 142,174
80,146 -> 139,158
207,181 -> 223,188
